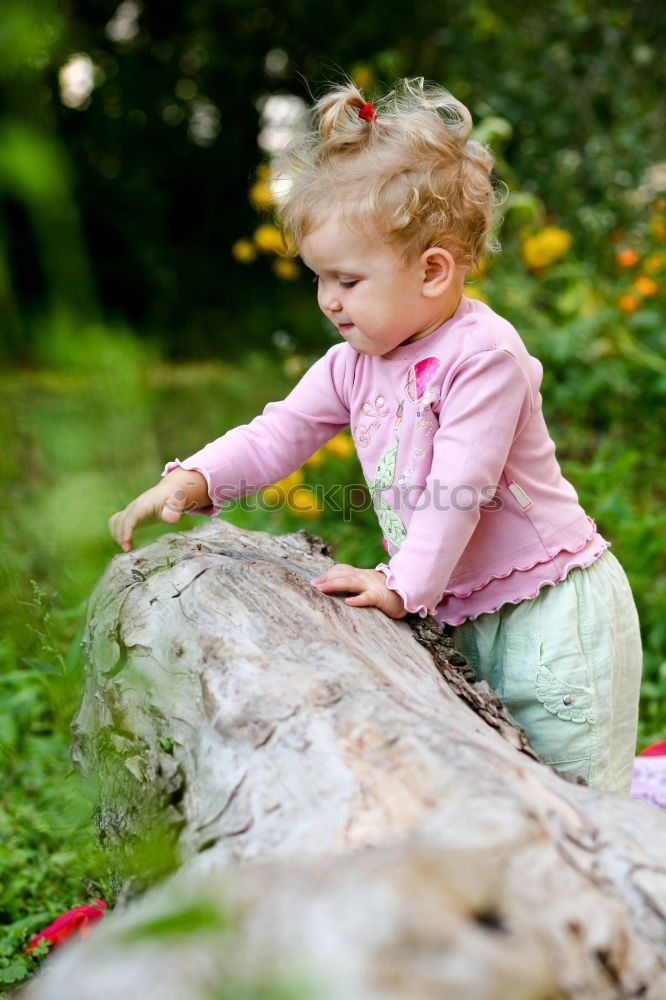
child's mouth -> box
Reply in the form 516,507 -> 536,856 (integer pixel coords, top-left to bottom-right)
338,322 -> 354,332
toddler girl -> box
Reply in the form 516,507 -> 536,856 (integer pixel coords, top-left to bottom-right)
109,78 -> 642,794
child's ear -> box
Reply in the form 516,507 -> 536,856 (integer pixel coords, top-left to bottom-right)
421,248 -> 456,296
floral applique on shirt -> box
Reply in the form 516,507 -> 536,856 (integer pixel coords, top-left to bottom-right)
406,357 -> 442,416
364,359 -> 443,547
367,439 -> 407,547
398,465 -> 415,492
353,394 -> 391,448
416,417 -> 436,438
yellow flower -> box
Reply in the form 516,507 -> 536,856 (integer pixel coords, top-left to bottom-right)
644,251 -> 666,275
304,448 -> 325,468
283,355 -> 306,378
633,275 -> 659,297
272,257 -> 300,280
324,433 -> 355,458
522,227 -> 573,270
231,238 -> 257,263
463,285 -> 489,304
262,469 -> 304,506
351,64 -> 375,91
650,216 -> 666,242
249,179 -> 273,210
253,224 -> 286,255
288,487 -> 322,517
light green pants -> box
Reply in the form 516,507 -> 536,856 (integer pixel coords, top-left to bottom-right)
451,550 -> 642,794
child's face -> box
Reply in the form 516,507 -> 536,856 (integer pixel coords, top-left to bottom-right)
299,215 -> 452,356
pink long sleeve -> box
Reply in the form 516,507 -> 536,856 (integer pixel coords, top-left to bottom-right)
165,344 -> 353,513
377,349 -> 533,615
163,294 -> 600,625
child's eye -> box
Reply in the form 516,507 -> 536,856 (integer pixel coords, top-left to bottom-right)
339,279 -> 358,288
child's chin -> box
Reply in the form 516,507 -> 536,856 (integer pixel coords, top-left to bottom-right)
342,332 -> 388,356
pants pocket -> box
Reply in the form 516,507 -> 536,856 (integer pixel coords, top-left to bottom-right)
501,633 -> 595,779
535,660 -> 594,722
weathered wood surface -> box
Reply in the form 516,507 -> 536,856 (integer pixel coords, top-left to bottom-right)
26,520 -> 666,1000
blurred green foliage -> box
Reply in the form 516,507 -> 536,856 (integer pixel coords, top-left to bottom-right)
1,0 -> 665,990
1,0 -> 664,358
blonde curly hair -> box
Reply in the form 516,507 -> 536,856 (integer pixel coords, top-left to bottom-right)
276,78 -> 507,271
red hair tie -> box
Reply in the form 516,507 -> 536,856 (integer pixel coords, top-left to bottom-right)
358,102 -> 377,122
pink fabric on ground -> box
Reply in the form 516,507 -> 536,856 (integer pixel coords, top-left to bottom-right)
631,756 -> 666,809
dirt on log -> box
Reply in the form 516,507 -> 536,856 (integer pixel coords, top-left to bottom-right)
24,519 -> 666,1000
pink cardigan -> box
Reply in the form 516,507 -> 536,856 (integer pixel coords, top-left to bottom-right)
166,295 -> 606,625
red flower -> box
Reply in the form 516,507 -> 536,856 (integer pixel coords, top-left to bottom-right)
25,899 -> 106,953
640,740 -> 666,757
358,102 -> 377,122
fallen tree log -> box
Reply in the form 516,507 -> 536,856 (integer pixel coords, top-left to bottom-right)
25,520 -> 666,1000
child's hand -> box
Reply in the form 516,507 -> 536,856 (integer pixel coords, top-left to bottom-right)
310,565 -> 407,620
108,468 -> 210,552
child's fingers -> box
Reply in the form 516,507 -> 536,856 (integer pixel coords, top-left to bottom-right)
348,589 -> 407,618
109,493 -> 160,550
311,567 -> 365,594
311,576 -> 350,593
109,478 -> 197,553
344,591 -> 376,607
161,485 -> 198,524
160,502 -> 184,525
310,563 -> 353,585
108,510 -> 134,552
312,567 -> 407,619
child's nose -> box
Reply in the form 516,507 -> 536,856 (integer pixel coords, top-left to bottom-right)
318,284 -> 342,313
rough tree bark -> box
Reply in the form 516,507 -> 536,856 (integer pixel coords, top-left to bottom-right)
25,520 -> 666,1000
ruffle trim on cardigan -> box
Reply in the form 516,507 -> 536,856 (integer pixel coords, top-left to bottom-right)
376,516 -> 605,623
438,537 -> 609,626
375,564 -> 435,619
440,516 -> 601,601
